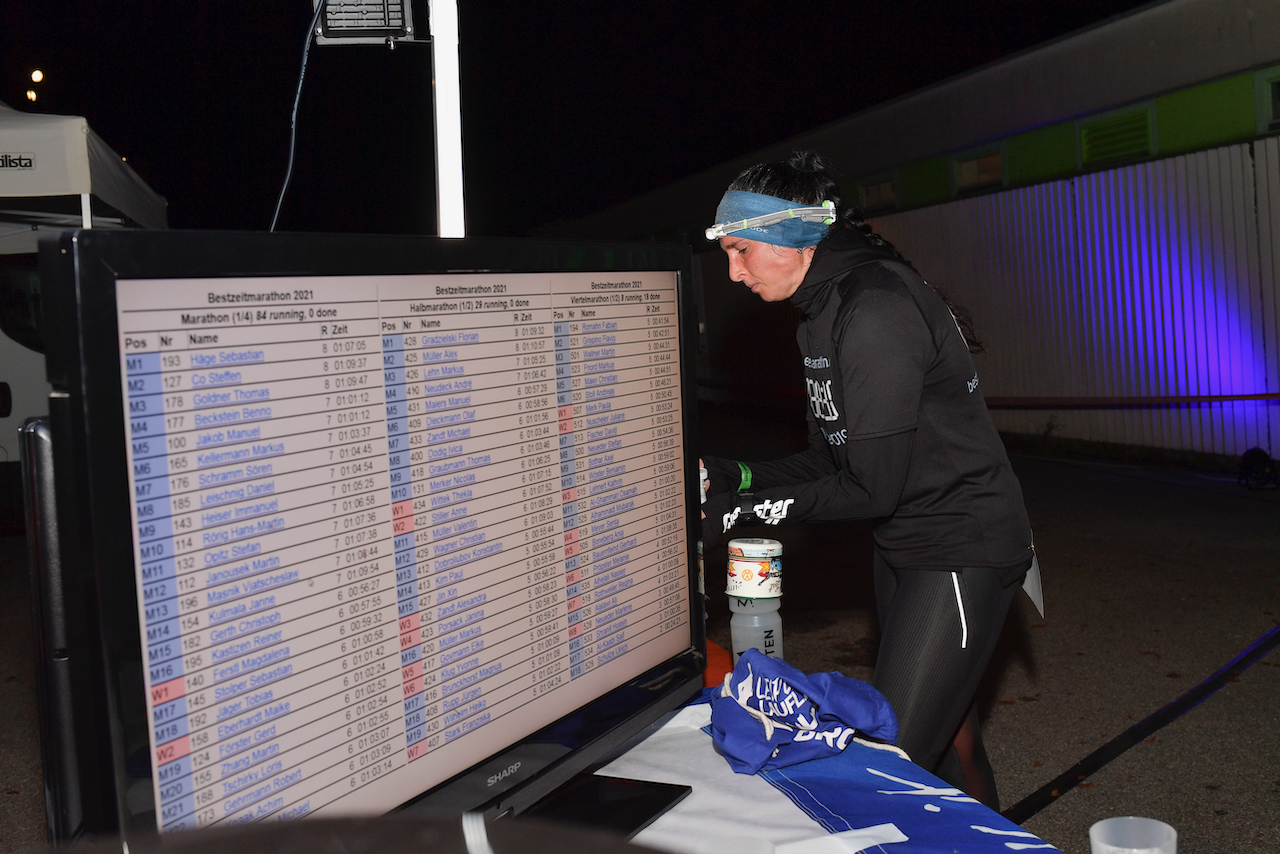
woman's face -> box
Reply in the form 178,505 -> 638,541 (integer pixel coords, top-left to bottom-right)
719,236 -> 815,302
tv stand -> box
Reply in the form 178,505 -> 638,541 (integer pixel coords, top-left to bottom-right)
522,773 -> 691,840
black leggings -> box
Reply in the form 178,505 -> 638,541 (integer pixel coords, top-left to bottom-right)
870,553 -> 1016,808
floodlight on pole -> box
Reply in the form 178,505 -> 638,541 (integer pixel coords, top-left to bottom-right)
313,0 -> 416,45
309,0 -> 465,238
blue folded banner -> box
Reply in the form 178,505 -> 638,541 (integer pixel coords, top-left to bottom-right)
760,744 -> 1061,852
706,649 -> 898,774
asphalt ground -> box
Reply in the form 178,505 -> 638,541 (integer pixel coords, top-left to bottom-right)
2,403 -> 1278,853
1,533 -> 44,852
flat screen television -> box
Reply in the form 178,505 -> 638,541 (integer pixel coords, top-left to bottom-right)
31,229 -> 704,840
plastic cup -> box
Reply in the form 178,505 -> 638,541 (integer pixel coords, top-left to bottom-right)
1089,816 -> 1176,854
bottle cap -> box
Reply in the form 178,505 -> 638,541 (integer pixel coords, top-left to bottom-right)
727,538 -> 783,558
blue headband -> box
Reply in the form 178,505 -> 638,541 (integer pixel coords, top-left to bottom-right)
708,191 -> 833,248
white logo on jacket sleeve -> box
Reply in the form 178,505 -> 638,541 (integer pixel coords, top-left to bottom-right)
967,373 -> 979,393
724,499 -> 795,529
754,498 -> 795,526
805,377 -> 840,422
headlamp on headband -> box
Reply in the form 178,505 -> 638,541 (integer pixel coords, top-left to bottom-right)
705,200 -> 835,241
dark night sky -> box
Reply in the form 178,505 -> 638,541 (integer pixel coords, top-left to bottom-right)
3,1 -> 1152,238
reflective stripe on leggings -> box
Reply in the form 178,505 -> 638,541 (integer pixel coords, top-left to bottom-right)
951,571 -> 968,649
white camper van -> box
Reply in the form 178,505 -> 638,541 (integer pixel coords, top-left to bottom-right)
0,101 -> 167,529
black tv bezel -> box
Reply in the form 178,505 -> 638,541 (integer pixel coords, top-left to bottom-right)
38,228 -> 706,837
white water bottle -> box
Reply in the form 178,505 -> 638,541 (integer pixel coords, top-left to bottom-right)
729,596 -> 783,663
726,538 -> 783,663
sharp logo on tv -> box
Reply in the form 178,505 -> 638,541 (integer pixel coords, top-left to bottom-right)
487,761 -> 521,787
1,153 -> 35,169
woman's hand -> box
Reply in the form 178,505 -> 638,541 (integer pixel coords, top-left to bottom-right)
701,491 -> 735,543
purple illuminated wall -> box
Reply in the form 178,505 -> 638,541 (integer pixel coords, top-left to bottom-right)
869,139 -> 1280,457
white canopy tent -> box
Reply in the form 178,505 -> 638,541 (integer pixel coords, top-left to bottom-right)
0,100 -> 167,255
0,101 -> 167,468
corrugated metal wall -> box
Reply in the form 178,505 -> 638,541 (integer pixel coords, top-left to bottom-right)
869,140 -> 1280,457
1255,137 -> 1280,457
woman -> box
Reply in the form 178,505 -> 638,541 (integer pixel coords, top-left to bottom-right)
700,151 -> 1035,809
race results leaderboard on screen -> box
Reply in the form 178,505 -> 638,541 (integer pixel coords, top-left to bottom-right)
118,272 -> 690,829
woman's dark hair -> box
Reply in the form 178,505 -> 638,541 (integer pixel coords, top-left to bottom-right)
727,151 -> 859,224
727,150 -> 984,354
